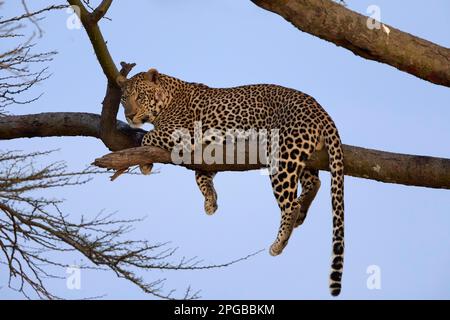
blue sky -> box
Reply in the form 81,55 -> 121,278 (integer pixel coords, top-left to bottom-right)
1,0 -> 449,299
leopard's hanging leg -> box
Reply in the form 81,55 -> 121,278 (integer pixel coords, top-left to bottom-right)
294,168 -> 321,228
269,162 -> 303,256
195,171 -> 218,215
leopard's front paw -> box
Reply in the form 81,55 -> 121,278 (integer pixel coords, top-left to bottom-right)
204,191 -> 218,215
139,164 -> 153,175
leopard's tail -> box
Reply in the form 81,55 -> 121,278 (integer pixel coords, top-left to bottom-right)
323,122 -> 345,297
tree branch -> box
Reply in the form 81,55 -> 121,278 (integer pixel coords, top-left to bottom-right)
92,145 -> 450,190
66,0 -> 137,151
251,0 -> 450,87
100,62 -> 139,151
67,0 -> 118,83
91,0 -> 113,23
0,112 -> 144,144
66,0 -> 138,151
0,4 -> 67,26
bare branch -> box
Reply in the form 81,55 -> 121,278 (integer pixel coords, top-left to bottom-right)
251,0 -> 450,87
64,0 -> 128,151
91,0 -> 113,23
0,112 -> 145,145
0,4 -> 67,26
92,145 -> 450,190
67,0 -> 119,83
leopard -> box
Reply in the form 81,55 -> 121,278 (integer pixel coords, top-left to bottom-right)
116,68 -> 345,296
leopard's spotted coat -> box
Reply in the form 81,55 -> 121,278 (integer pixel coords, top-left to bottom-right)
117,69 -> 345,296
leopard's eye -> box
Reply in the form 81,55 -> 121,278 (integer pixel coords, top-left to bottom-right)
137,93 -> 145,101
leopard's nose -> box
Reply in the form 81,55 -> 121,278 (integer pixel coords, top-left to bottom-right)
125,112 -> 136,120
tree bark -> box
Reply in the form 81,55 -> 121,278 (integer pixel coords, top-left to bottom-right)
92,144 -> 450,190
0,112 -> 144,144
100,80 -> 143,151
99,62 -> 139,151
251,0 -> 450,87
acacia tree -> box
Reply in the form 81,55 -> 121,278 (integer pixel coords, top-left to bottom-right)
0,1 -> 255,299
0,0 -> 449,298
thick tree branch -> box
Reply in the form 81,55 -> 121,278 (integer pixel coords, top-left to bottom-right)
251,0 -> 450,87
0,112 -> 144,144
100,62 -> 138,151
93,145 -> 450,190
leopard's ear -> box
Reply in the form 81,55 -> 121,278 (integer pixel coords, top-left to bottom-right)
146,68 -> 159,83
116,75 -> 127,88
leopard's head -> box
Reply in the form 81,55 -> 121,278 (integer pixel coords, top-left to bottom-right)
116,68 -> 168,128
